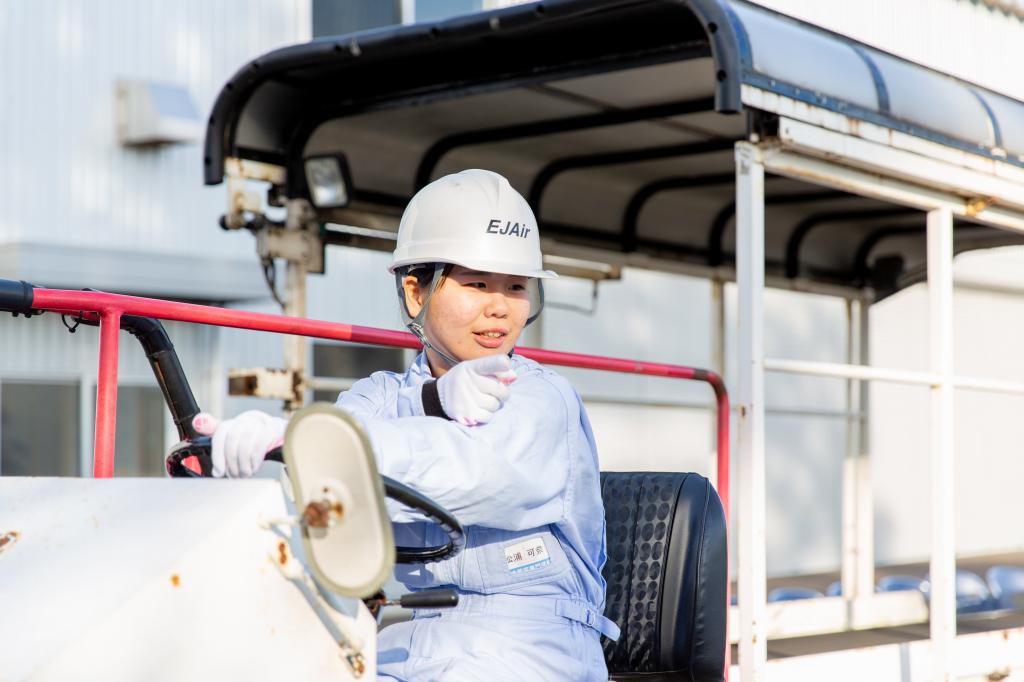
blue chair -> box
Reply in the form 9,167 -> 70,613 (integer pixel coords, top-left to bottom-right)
986,565 -> 1024,610
877,574 -> 924,593
825,580 -> 842,597
768,586 -> 823,602
920,570 -> 995,613
953,569 -> 995,613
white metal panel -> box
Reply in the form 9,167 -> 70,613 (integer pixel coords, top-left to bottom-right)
870,283 -> 1024,567
729,626 -> 1024,681
0,476 -> 375,681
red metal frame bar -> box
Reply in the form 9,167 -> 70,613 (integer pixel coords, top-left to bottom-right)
94,310 -> 122,478
32,285 -> 732,674
33,287 -> 730,517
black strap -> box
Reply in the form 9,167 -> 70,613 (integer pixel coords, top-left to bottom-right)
421,380 -> 448,419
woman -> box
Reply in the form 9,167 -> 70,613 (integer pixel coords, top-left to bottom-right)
195,169 -> 617,681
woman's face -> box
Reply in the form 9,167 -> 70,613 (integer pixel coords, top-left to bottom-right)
403,265 -> 532,375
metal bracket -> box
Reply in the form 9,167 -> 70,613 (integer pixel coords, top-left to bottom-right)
223,157 -> 287,230
256,227 -> 325,274
228,367 -> 302,403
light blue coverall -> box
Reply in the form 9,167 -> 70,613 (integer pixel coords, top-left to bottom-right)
334,352 -> 619,681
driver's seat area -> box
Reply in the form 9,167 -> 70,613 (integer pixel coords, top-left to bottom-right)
600,472 -> 727,682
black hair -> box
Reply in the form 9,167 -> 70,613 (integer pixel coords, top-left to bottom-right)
407,263 -> 455,290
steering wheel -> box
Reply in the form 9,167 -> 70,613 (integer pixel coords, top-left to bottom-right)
165,437 -> 465,564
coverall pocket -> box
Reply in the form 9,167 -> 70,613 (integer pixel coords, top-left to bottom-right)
464,526 -> 570,594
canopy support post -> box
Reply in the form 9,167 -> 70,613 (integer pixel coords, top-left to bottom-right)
710,277 -> 726,490
927,207 -> 956,682
841,297 -> 875,600
735,142 -> 767,681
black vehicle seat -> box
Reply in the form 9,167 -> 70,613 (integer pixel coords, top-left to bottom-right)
600,472 -> 727,682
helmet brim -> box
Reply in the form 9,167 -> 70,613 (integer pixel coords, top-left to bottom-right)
389,256 -> 557,279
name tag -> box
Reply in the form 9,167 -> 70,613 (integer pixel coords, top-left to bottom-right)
504,536 -> 551,574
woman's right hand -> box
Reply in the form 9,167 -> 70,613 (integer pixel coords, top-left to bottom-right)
192,411 -> 287,478
436,354 -> 518,426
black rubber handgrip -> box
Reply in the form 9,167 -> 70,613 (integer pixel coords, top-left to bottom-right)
0,279 -> 35,314
398,588 -> 459,609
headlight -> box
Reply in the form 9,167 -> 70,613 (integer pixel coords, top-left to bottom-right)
304,155 -> 351,208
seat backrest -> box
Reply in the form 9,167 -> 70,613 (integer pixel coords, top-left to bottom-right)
600,472 -> 727,681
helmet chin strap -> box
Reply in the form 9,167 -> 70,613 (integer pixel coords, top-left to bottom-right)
403,263 -> 461,370
409,323 -> 460,372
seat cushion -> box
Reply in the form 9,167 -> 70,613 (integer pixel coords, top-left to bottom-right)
601,472 -> 727,682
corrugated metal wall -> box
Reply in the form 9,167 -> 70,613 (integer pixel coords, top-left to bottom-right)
0,0 -> 310,257
0,0 -> 311,467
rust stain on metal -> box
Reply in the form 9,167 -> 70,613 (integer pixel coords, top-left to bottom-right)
0,531 -> 20,554
343,651 -> 366,677
170,574 -> 181,587
965,196 -> 994,217
301,500 -> 333,528
277,541 -> 288,566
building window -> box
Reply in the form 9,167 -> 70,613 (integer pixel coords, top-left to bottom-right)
312,0 -> 491,37
312,343 -> 408,403
1,381 -> 81,476
99,385 -> 167,477
414,0 -> 484,22
312,0 -> 401,36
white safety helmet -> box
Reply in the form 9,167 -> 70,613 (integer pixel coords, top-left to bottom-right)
390,169 -> 556,364
389,168 -> 557,279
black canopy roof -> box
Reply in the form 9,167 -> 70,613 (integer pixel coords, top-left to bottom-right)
204,0 -> 1024,297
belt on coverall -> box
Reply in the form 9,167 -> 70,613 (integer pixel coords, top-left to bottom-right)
414,592 -> 621,641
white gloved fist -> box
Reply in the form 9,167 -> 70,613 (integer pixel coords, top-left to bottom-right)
192,410 -> 287,478
436,354 -> 518,426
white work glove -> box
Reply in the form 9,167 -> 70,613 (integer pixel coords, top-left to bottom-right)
192,410 -> 287,478
436,354 -> 518,426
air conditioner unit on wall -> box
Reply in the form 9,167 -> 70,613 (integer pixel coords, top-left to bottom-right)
115,79 -> 201,147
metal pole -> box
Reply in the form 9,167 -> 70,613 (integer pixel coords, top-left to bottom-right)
841,300 -> 858,598
856,298 -> 875,599
284,259 -> 307,413
710,278 -> 725,490
841,298 -> 875,600
735,142 -> 767,681
927,207 -> 956,682
93,309 -> 121,478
